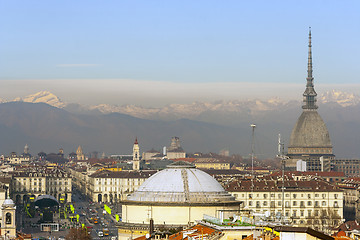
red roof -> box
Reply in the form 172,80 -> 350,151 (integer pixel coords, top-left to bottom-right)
133,236 -> 146,240
169,224 -> 218,240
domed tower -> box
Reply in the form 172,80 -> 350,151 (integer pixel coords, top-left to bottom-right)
1,198 -> 16,239
287,28 -> 334,171
76,145 -> 85,160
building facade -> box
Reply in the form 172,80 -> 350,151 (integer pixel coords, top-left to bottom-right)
87,170 -> 155,203
194,158 -> 231,170
226,178 -> 343,231
11,166 -> 72,204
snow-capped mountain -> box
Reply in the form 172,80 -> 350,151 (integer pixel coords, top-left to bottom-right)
12,91 -> 66,108
90,97 -> 287,118
5,90 -> 360,118
1,90 -> 360,158
318,90 -> 360,107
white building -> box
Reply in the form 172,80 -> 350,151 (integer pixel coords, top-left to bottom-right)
119,162 -> 240,240
226,177 -> 343,232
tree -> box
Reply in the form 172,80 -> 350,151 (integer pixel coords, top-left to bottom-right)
307,207 -> 342,234
65,227 -> 92,240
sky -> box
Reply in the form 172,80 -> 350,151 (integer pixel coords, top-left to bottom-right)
0,0 -> 359,106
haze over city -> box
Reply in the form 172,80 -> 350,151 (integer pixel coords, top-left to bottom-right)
0,1 -> 359,106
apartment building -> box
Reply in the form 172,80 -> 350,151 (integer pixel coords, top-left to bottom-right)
87,170 -> 156,203
225,177 -> 343,231
11,166 -> 72,203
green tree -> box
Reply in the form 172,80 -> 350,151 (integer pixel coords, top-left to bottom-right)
65,227 -> 92,240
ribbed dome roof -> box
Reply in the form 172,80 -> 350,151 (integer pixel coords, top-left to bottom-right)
2,198 -> 15,208
127,162 -> 235,203
289,111 -> 332,148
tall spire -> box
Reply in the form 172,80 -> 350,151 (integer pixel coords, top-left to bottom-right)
302,27 -> 318,110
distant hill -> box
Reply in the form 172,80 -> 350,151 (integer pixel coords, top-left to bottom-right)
1,90 -> 360,159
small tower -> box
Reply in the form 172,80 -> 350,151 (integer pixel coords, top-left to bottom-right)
24,144 -> 29,154
1,198 -> 16,239
169,137 -> 181,151
133,138 -> 140,171
76,145 -> 85,160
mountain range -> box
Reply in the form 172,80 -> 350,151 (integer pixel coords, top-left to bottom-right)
1,90 -> 360,159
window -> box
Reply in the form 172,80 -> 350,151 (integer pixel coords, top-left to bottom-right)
300,201 -> 305,207
300,210 -> 304,217
256,201 -> 260,208
264,194 -> 267,199
293,194 -> 297,199
315,194 -> 319,197
263,201 -> 268,206
322,201 -> 326,206
334,194 -> 338,199
249,194 -> 252,199
308,194 -> 311,199
293,201 -> 297,206
5,213 -> 11,224
292,210 -> 297,217
249,201 -> 252,206
322,194 -> 326,199
278,201 -> 282,206
308,210 -> 312,217
334,201 -> 338,207
285,201 -> 290,207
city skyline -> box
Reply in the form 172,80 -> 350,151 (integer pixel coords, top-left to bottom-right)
1,1 -> 359,106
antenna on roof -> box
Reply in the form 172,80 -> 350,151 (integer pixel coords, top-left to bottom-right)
277,133 -> 289,224
250,124 -> 256,231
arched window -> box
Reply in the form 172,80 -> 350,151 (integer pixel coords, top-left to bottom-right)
6,212 -> 11,224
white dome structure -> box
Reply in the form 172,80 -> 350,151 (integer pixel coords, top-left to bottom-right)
127,161 -> 235,203
2,198 -> 15,208
121,162 -> 240,227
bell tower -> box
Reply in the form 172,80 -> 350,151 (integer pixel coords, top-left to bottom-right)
1,198 -> 16,239
133,138 -> 140,171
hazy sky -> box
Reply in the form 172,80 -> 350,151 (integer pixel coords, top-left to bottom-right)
1,1 -> 359,106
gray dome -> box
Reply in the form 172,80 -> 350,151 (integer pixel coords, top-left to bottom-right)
289,111 -> 332,148
127,162 -> 235,203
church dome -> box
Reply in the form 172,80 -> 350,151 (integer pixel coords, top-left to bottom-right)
127,161 -> 235,203
2,198 -> 15,208
289,111 -> 332,148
